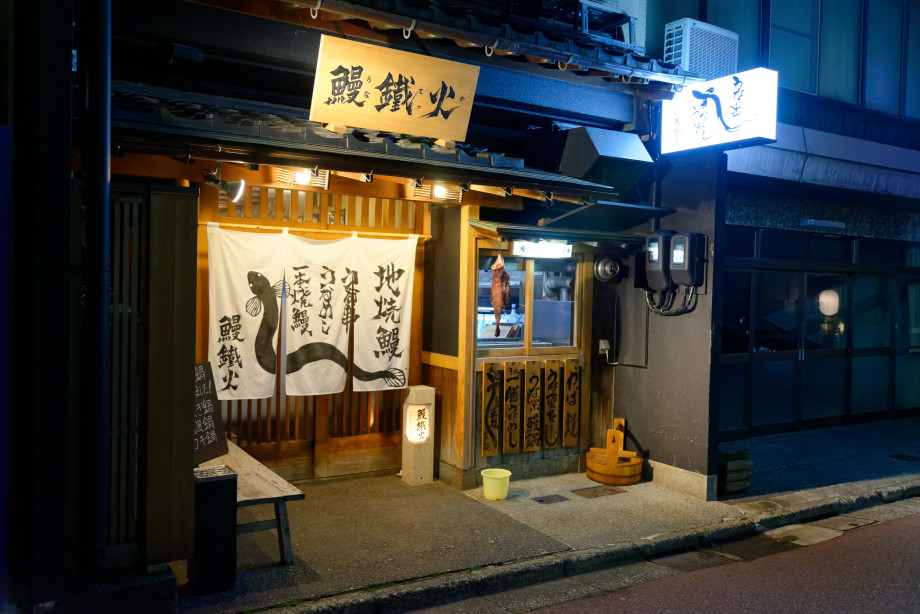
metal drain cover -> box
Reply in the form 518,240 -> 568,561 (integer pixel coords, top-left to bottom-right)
708,534 -> 800,561
889,453 -> 920,462
532,494 -> 569,504
650,550 -> 737,572
572,485 -> 625,498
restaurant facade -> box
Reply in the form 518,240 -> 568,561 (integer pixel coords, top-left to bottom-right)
5,0 -> 920,611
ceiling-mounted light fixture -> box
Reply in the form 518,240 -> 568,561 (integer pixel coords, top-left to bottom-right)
201,162 -> 245,203
417,183 -> 463,202
292,167 -> 330,190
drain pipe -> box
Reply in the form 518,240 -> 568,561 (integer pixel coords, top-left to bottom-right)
83,0 -> 112,564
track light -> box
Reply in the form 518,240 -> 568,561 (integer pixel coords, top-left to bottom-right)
202,162 -> 245,203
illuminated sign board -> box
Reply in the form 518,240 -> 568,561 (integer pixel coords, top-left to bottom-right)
310,35 -> 480,142
660,67 -> 778,155
512,240 -> 573,258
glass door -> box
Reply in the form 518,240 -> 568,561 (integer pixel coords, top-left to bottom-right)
851,276 -> 893,417
750,271 -> 801,428
896,279 -> 920,411
801,274 -> 848,421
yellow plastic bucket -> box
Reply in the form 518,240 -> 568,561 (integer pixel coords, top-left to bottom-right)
481,468 -> 512,500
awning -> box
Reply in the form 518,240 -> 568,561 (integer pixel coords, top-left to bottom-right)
470,200 -> 672,244
469,219 -> 646,245
111,81 -> 622,202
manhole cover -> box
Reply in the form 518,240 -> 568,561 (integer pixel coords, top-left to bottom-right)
532,494 -> 569,504
889,453 -> 920,462
572,485 -> 625,498
650,550 -> 737,572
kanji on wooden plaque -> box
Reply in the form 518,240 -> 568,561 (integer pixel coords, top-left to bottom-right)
523,361 -> 543,452
482,362 -> 501,457
503,361 -> 523,454
562,359 -> 580,447
543,360 -> 561,448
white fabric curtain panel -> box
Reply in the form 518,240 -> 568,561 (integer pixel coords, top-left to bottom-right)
351,235 -> 417,392
207,225 -> 419,398
207,224 -> 287,400
283,234 -> 354,396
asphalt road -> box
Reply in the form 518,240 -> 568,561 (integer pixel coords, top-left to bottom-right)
535,512 -> 920,614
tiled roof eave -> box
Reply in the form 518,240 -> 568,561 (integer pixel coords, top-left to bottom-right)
271,0 -> 703,88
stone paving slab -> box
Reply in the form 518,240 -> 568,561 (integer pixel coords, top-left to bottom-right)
176,418 -> 920,614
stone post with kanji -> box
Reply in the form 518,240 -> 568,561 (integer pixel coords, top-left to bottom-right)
401,385 -> 436,485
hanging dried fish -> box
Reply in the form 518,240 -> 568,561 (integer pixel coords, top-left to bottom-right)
490,253 -> 510,337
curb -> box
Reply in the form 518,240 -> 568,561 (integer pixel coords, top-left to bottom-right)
272,477 -> 920,614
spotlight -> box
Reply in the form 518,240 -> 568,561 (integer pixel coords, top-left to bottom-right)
202,162 -> 246,203
292,167 -> 330,190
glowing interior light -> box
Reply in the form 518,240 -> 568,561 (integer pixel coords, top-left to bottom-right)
432,185 -> 448,199
818,289 -> 840,316
405,404 -> 430,443
292,170 -> 310,185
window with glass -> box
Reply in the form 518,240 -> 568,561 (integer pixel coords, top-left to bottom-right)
476,249 -> 579,355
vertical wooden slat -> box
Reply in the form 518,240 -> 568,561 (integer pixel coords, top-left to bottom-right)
109,202 -> 121,542
314,395 -> 329,476
369,391 -> 378,433
377,197 -> 387,228
503,361 -> 522,454
295,396 -> 302,440
117,202 -> 130,540
562,360 -> 580,447
354,196 -> 364,226
235,400 -> 242,445
367,197 -> 377,227
543,360 -> 561,449
481,361 -> 500,457
351,388 -> 359,436
246,400 -> 253,445
266,395 -> 272,443
524,361 -> 542,452
127,200 -> 142,541
109,201 -> 122,543
285,394 -> 292,441
394,199 -> 403,229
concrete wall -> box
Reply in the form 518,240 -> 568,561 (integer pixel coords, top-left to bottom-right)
612,151 -> 725,500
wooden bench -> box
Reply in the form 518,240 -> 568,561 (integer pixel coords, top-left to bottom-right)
201,440 -> 305,565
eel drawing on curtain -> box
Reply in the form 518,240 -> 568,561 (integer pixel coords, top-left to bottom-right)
245,271 -> 406,387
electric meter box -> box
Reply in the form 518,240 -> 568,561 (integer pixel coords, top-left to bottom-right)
670,232 -> 705,287
645,230 -> 674,292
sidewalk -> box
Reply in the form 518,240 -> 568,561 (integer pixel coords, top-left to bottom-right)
174,417 -> 920,614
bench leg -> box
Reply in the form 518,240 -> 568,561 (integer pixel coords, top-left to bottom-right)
274,500 -> 294,565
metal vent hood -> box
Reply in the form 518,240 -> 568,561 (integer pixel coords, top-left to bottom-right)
725,123 -> 920,200
557,126 -> 655,195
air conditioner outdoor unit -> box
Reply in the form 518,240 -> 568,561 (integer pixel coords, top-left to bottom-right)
663,18 -> 738,81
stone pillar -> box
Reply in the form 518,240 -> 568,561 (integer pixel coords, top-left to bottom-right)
402,385 -> 436,485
